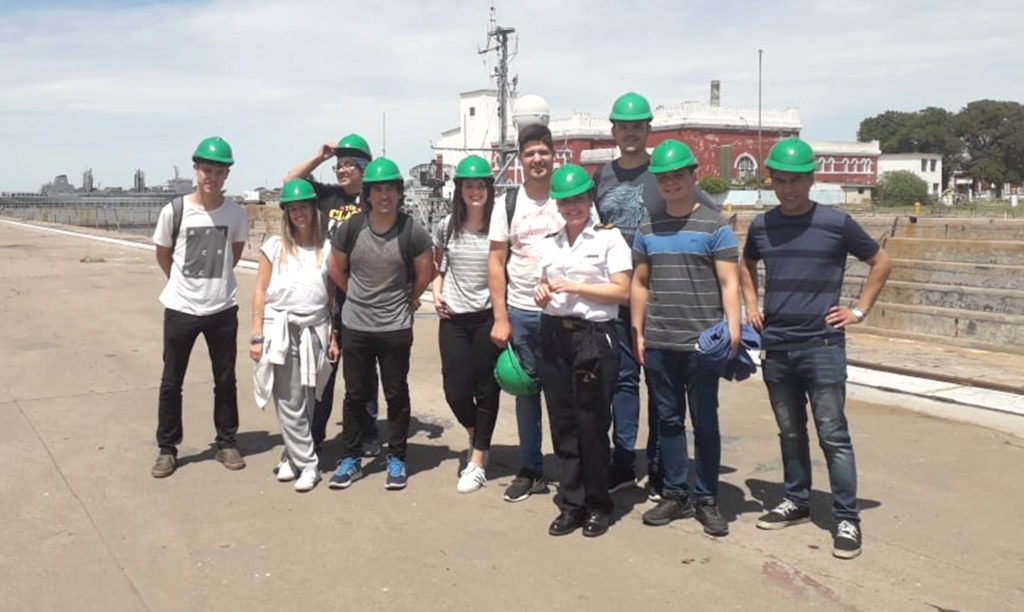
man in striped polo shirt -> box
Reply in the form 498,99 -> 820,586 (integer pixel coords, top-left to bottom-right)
740,137 -> 891,559
630,140 -> 741,536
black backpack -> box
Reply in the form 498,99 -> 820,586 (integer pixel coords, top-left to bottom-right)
336,211 -> 418,279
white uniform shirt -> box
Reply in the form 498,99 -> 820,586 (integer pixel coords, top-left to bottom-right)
536,219 -> 633,322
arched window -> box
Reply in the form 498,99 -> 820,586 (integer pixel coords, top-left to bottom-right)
734,154 -> 757,180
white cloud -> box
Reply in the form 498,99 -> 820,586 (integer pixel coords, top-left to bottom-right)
0,0 -> 1021,191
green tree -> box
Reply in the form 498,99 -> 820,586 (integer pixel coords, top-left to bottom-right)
858,107 -> 960,182
876,170 -> 930,206
955,100 -> 1024,197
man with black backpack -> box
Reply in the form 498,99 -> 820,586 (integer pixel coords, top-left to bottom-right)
150,136 -> 249,478
326,157 -> 433,491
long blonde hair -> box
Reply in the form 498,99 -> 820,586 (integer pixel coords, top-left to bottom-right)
278,201 -> 324,268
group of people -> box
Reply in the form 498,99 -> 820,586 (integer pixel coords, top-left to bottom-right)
149,91 -> 892,559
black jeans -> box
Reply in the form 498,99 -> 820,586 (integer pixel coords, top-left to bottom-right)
311,357 -> 380,449
438,310 -> 502,451
157,306 -> 239,455
340,326 -> 413,460
539,315 -> 619,515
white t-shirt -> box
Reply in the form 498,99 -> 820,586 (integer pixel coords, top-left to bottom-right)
152,195 -> 249,316
260,235 -> 330,314
537,219 -> 633,322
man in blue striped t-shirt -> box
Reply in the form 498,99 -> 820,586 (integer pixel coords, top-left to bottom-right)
631,140 -> 741,537
740,137 -> 891,560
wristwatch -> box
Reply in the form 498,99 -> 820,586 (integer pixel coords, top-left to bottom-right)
249,335 -> 265,345
850,307 -> 866,322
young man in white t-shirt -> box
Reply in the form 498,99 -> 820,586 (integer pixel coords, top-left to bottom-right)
150,137 -> 250,478
487,124 -> 564,502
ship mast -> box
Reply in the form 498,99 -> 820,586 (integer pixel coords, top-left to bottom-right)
478,4 -> 517,183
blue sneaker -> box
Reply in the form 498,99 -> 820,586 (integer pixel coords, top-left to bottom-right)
328,457 -> 362,490
385,454 -> 407,490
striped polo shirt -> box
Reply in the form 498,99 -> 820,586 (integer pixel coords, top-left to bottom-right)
743,203 -> 879,350
633,205 -> 738,351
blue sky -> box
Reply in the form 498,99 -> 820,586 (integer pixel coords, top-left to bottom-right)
1,0 -> 1021,192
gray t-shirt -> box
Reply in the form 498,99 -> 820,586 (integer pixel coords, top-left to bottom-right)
633,204 -> 739,351
433,215 -> 492,314
333,214 -> 432,332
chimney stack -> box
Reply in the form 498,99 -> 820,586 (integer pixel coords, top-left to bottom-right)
710,80 -> 721,107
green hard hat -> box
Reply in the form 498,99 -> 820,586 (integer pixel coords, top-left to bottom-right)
336,133 -> 372,161
649,139 -> 698,174
455,155 -> 494,180
494,345 -> 538,397
362,157 -> 403,184
280,178 -> 317,207
765,137 -> 817,173
192,136 -> 234,166
550,164 -> 595,200
609,91 -> 653,122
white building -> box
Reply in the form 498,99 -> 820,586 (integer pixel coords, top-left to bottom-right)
878,153 -> 943,196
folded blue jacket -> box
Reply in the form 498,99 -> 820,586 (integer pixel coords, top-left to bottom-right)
696,321 -> 761,381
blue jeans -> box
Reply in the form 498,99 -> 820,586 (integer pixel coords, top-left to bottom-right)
645,349 -> 721,500
610,308 -> 659,478
507,307 -> 544,474
762,344 -> 859,522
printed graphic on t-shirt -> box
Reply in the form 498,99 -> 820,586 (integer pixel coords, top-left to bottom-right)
184,226 -> 228,278
598,184 -> 647,234
510,205 -> 562,261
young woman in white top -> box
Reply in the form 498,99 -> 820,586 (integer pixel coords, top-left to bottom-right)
250,178 -> 338,492
534,164 -> 632,537
432,155 -> 503,493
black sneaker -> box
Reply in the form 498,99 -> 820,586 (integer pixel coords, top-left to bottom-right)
695,498 -> 729,536
503,469 -> 547,503
756,499 -> 811,530
833,520 -> 862,559
608,468 -> 637,494
641,497 -> 693,526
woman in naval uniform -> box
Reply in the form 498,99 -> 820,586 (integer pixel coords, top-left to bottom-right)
533,164 -> 632,538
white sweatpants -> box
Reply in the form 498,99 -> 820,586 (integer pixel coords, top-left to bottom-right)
273,323 -> 319,471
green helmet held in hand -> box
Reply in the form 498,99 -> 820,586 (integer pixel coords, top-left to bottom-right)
280,178 -> 317,207
362,157 -> 403,184
649,139 -> 698,174
494,345 -> 539,397
609,91 -> 653,122
455,155 -> 494,180
192,136 -> 234,166
765,137 -> 817,173
550,164 -> 595,200
336,133 -> 372,161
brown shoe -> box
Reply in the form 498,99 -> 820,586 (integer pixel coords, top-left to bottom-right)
151,453 -> 176,478
215,447 -> 246,470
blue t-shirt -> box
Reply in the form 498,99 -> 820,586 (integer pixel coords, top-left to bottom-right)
743,203 -> 879,350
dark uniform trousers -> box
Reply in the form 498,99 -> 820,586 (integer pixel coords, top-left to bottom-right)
539,315 -> 619,514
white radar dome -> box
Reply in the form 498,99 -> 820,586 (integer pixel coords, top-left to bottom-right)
513,94 -> 550,129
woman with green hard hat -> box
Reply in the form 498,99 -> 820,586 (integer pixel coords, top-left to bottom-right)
532,164 -> 633,537
431,154 -> 504,493
250,178 -> 337,493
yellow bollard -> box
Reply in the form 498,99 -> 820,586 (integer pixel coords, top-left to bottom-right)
913,201 -> 922,215
726,201 -> 733,213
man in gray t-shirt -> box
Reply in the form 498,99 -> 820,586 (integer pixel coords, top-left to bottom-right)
327,157 -> 433,491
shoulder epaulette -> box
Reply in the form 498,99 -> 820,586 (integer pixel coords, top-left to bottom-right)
544,230 -> 561,238
594,223 -> 616,230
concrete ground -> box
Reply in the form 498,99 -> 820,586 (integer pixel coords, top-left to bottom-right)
2,220 -> 1023,612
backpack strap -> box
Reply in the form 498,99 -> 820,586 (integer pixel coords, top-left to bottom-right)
397,212 -> 416,282
170,196 -> 184,246
504,185 -> 519,230
339,211 -> 368,255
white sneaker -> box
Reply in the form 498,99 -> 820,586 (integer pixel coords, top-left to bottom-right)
276,459 -> 296,482
294,466 -> 321,492
457,462 -> 487,494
